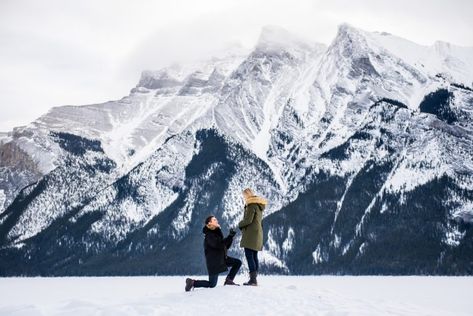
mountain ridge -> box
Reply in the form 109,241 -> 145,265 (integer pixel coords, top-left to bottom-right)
0,24 -> 472,275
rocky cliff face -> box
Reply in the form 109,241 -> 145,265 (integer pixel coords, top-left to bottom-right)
1,24 -> 472,275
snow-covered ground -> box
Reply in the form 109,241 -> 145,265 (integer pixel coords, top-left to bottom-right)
0,276 -> 472,315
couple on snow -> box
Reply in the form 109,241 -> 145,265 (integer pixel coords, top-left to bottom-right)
185,188 -> 267,291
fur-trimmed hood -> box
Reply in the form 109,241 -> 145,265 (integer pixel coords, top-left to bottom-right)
245,195 -> 268,207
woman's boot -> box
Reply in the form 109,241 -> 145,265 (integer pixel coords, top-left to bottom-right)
243,271 -> 257,286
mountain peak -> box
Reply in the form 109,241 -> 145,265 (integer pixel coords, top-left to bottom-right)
328,23 -> 370,58
136,69 -> 181,90
255,25 -> 313,53
336,23 -> 365,38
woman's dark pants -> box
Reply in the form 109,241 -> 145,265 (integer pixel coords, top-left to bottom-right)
244,248 -> 259,273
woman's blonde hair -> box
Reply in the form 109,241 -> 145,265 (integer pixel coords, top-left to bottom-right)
242,188 -> 254,196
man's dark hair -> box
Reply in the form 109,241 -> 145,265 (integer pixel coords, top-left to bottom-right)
205,215 -> 215,225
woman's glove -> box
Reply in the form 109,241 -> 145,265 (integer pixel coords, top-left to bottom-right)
229,228 -> 237,237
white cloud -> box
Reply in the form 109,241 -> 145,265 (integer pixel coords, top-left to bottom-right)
0,0 -> 472,132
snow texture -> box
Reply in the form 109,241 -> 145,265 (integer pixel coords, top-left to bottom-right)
0,276 -> 472,316
0,190 -> 5,211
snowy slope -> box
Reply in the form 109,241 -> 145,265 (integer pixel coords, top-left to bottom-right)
32,50 -> 248,174
0,276 -> 472,316
0,49 -> 248,214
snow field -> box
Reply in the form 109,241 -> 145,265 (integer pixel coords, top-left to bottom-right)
0,276 -> 472,316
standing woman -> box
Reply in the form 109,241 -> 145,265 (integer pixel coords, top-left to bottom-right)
238,188 -> 267,286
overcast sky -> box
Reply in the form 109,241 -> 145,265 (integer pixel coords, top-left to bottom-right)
1,0 -> 472,132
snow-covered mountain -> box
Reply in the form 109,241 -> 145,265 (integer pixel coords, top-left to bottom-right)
1,24 -> 472,276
